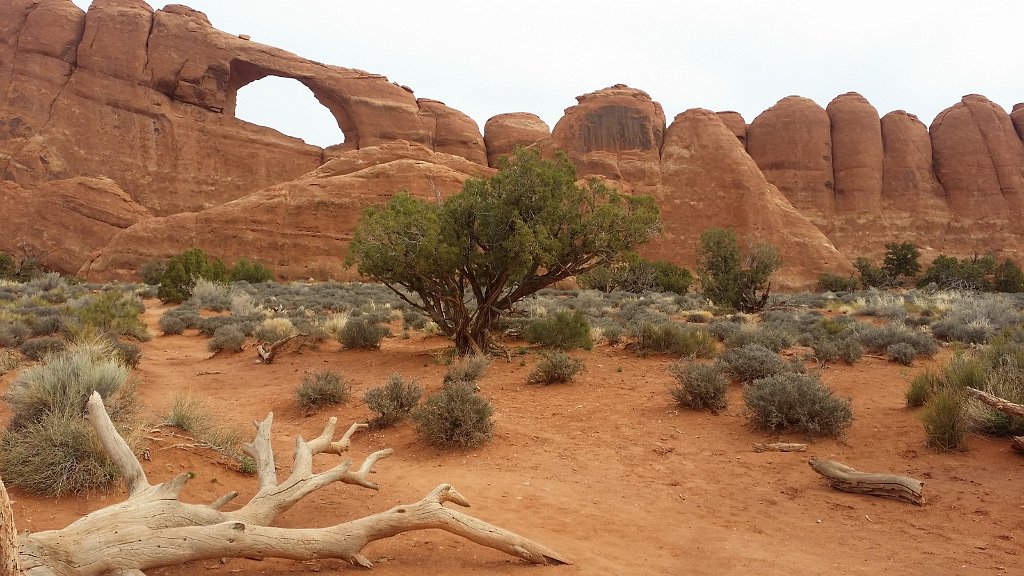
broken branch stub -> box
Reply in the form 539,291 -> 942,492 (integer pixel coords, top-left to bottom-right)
808,458 -> 925,506
10,392 -> 568,575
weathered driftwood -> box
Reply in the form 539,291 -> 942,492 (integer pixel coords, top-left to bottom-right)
1,478 -> 21,576
808,458 -> 925,506
966,387 -> 1024,454
255,334 -> 299,363
5,392 -> 569,575
752,442 -> 807,453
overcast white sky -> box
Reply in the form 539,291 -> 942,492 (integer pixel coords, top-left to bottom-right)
73,1 -> 1023,148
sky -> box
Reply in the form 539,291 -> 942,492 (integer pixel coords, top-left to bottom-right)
72,1 -> 1023,148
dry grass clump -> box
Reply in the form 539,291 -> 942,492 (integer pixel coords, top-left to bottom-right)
412,382 -> 493,448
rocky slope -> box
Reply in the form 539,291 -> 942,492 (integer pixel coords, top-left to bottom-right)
3,0 -> 1023,288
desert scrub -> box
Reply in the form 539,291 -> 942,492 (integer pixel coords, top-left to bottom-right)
187,278 -> 231,311
920,390 -> 968,451
412,381 -> 493,448
855,322 -> 937,359
68,290 -> 150,342
18,336 -> 66,361
668,362 -> 728,412
0,348 -> 20,375
338,317 -> 389,349
296,370 -> 351,412
208,325 -> 245,353
443,355 -> 489,385
524,309 -> 593,350
527,350 -> 585,385
906,370 -> 942,408
719,344 -> 793,383
158,305 -> 201,335
724,323 -> 796,353
930,292 -> 1021,344
162,395 -> 246,460
363,373 -> 422,428
1,341 -> 137,494
632,322 -> 716,358
253,317 -> 296,343
743,373 -> 853,438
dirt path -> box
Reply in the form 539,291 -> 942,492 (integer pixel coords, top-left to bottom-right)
3,302 -> 1022,575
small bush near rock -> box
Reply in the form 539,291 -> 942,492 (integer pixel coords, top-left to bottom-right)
668,362 -> 728,412
338,317 -> 389,350
363,374 -> 422,428
412,381 -> 493,448
208,325 -> 245,353
527,351 -> 585,385
743,373 -> 852,438
296,370 -> 350,412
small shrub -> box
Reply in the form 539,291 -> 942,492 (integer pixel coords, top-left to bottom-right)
71,290 -> 149,341
158,248 -> 229,303
0,321 -> 32,347
363,374 -> 422,428
338,317 -> 389,350
229,258 -> 274,283
707,317 -> 744,341
229,291 -> 263,317
921,391 -> 967,451
527,351 -> 585,385
111,339 -> 142,369
668,362 -> 728,412
633,322 -> 716,358
720,344 -> 790,382
524,309 -> 593,350
18,336 -> 66,361
906,370 -> 940,408
412,381 -> 493,448
743,373 -> 853,438
208,325 -> 245,353
443,355 -> 489,385
187,278 -> 230,311
140,260 -> 167,285
253,317 -> 295,343
0,348 -> 19,375
296,370 -> 350,412
887,342 -> 918,365
856,322 -> 937,358
817,272 -> 859,293
164,395 -> 210,433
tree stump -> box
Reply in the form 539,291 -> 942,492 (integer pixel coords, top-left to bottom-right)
808,458 -> 924,505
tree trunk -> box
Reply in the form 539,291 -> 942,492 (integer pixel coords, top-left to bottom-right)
11,393 -> 569,575
808,458 -> 925,505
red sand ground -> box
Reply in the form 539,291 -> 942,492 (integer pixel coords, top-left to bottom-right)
2,302 -> 1022,575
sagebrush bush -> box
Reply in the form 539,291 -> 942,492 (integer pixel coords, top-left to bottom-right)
363,373 -> 422,428
229,291 -> 263,317
187,278 -> 230,311
707,317 -> 744,341
111,339 -> 142,369
140,260 -> 167,285
930,293 -> 1020,344
296,370 -> 350,412
253,317 -> 295,343
338,317 -> 389,349
412,382 -> 493,448
887,342 -> 918,365
719,344 -> 791,383
527,351 -> 585,385
208,325 -> 245,353
668,362 -> 728,412
443,355 -> 489,385
633,322 -> 716,358
524,309 -> 593,350
921,391 -> 967,451
0,321 -> 30,347
855,322 -> 937,358
725,324 -> 795,352
18,336 -> 66,361
743,373 -> 853,438
0,348 -> 19,376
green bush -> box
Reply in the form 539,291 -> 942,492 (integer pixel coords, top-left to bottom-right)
918,254 -> 994,291
854,257 -> 894,289
363,374 -> 422,428
412,381 -> 493,448
906,370 -> 940,408
882,242 -> 922,284
633,322 -> 716,358
71,290 -> 149,342
139,260 -> 167,286
921,391 -> 967,451
524,309 -> 592,350
338,317 -> 389,349
697,228 -> 780,312
668,362 -> 728,412
578,253 -> 693,295
208,325 -> 245,353
817,273 -> 859,293
229,258 -> 275,283
443,355 -> 489,385
527,350 -> 585,385
157,248 -> 229,304
743,373 -> 853,438
296,370 -> 350,412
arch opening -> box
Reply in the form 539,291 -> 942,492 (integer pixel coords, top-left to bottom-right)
232,75 -> 345,148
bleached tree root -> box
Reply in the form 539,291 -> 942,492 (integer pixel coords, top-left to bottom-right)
255,334 -> 300,363
965,387 -> 1024,454
9,393 -> 568,575
752,442 -> 807,453
808,458 -> 925,506
1,478 -> 21,576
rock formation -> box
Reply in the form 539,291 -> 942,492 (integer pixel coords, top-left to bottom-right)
3,1 -> 1024,288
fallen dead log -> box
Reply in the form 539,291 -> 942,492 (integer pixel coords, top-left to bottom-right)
808,458 -> 924,506
752,442 -> 807,453
1,477 -> 21,576
256,334 -> 299,363
3,392 -> 569,575
965,387 -> 1024,454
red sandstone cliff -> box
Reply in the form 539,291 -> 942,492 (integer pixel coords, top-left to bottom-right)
3,1 -> 1023,288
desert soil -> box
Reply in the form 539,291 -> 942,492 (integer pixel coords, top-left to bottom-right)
2,301 -> 1022,575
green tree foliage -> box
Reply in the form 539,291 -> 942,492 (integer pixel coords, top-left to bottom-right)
882,242 -> 922,283
228,258 -> 275,283
854,256 -> 893,288
916,253 -> 1023,292
994,259 -> 1024,293
0,251 -> 42,282
696,228 -> 780,312
157,248 -> 229,303
578,252 -> 692,295
345,148 -> 660,354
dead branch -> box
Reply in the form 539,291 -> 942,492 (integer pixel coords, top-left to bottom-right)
808,458 -> 924,505
752,442 -> 807,453
9,392 -> 568,575
255,334 -> 299,363
965,387 -> 1024,418
1,478 -> 22,576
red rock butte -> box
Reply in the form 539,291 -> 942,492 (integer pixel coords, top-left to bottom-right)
2,1 -> 1023,289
